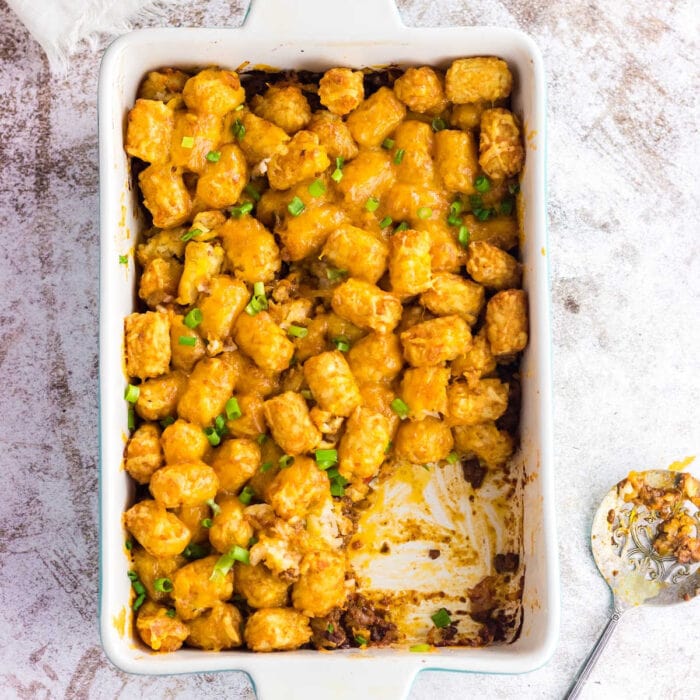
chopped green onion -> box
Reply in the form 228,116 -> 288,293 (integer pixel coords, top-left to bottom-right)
245,284 -> 268,316
422,464 -> 431,471
326,467 -> 340,479
499,198 -> 514,216
248,535 -> 258,547
332,336 -> 350,352
230,201 -> 254,218
204,427 -> 221,446
393,148 -> 405,165
365,196 -> 380,212
327,622 -> 335,633
355,635 -> 368,646
384,441 -> 393,454
133,593 -> 146,612
178,335 -> 196,346
447,214 -> 462,226
474,175 -> 491,193
508,182 -> 520,195
331,167 -> 343,183
124,384 -> 140,403
260,461 -> 274,473
234,104 -> 245,111
287,325 -> 308,338
390,398 -> 410,419
154,577 -> 174,593
211,545 -> 251,580
127,406 -> 136,431
379,216 -> 393,229
183,308 -> 203,328
330,483 -> 345,498
300,389 -> 313,399
239,485 -> 255,505
244,183 -> 261,201
253,281 -> 265,297
395,221 -> 409,232
326,267 -> 347,281
417,206 -> 432,219
308,179 -> 326,197
119,254 -> 128,265
231,545 -> 250,564
180,228 -> 202,242
446,451 -> 459,464
125,539 -> 133,551
166,608 -> 177,618
180,136 -> 194,148
183,542 -> 208,560
206,150 -> 221,162
206,498 -> 221,516
128,570 -> 147,611
160,416 -> 175,428
381,138 -> 395,150
214,414 -> 227,435
336,157 -> 345,169
431,608 -> 452,628
475,207 -> 492,221
127,571 -> 138,582
410,643 -> 432,653
279,455 -> 294,469
469,194 -> 483,210
431,117 -> 447,132
287,196 -> 305,216
232,119 -> 245,140
458,225 -> 470,247
256,433 -> 268,446
315,449 -> 338,470
450,201 -> 464,216
226,397 -> 242,420
201,518 -> 213,528
329,472 -> 349,497
447,201 -> 463,226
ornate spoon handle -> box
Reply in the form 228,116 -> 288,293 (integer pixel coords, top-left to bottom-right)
564,603 -> 627,699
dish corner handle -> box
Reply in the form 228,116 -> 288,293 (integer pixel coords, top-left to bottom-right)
243,0 -> 403,36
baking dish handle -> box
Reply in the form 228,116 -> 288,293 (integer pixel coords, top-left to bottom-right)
244,0 -> 403,36
249,660 -> 418,700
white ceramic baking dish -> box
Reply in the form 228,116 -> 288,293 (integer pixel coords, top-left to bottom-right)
98,0 -> 557,696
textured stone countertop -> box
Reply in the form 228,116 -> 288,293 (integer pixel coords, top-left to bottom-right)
1,0 -> 698,698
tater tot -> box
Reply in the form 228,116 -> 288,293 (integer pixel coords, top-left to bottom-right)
176,241 -> 225,306
210,438 -> 261,493
197,275 -> 249,345
276,204 -> 347,262
125,423 -> 164,484
170,112 -> 221,174
125,311 -> 171,379
304,350 -> 361,417
226,393 -> 267,439
195,143 -> 248,208
233,311 -> 295,373
235,111 -> 289,164
400,366 -> 449,419
136,228 -> 186,268
392,120 -> 437,187
416,219 -> 469,273
467,240 -> 521,290
420,272 -> 485,325
393,66 -> 447,114
331,278 -> 402,334
182,68 -> 245,115
172,555 -> 234,621
149,460 -> 219,508
451,330 -> 497,380
138,68 -> 189,102
462,213 -> 519,250
177,356 -> 238,427
244,608 -> 312,652
219,216 -> 281,284
267,455 -> 329,519
138,163 -> 192,229
292,550 -> 347,617
136,601 -> 189,652
321,224 -> 389,284
175,503 -> 210,544
347,332 -> 403,385
131,548 -> 184,602
335,149 -> 395,208
479,108 -> 524,179
434,129 -> 479,194
307,111 -> 359,161
267,131 -> 330,191
139,258 -> 182,308
389,228 -> 432,296
169,312 -> 206,373
235,562 -> 290,608
263,393 -> 321,456
400,315 -> 472,367
161,419 -> 210,465
485,289 -> 528,356
445,57 -> 513,103
381,182 -> 447,225
338,406 -> 392,481
394,417 -> 454,463
346,87 -> 406,148
208,497 -> 254,553
319,68 -> 365,115
135,371 -> 187,421
447,378 -> 509,426
125,499 -> 191,558
453,421 -> 514,469
186,602 -> 244,650
252,85 -> 311,134
359,382 -> 401,435
450,101 -> 491,131
227,351 -> 280,398
125,99 -> 174,164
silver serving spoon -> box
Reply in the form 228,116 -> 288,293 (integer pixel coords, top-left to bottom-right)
566,470 -> 700,699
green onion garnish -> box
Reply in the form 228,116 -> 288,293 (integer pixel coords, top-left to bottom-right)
260,461 -> 273,472
206,150 -> 221,162
231,545 -> 250,564
329,472 -> 349,497
160,416 -> 175,428
327,622 -> 335,633
365,197 -> 380,212
474,175 -> 491,193
230,201 -> 254,218
248,535 -> 258,547
431,608 -> 452,628
332,336 -> 350,352
127,406 -> 136,431
226,397 -> 242,420
180,136 -> 194,149
508,182 -> 520,195
384,441 -> 393,454
119,254 -> 128,265
204,427 -> 221,446
315,449 -> 338,470
166,608 -> 177,618
206,498 -> 221,516
326,267 -> 347,281
395,221 -> 409,232
245,283 -> 268,316
458,225 -> 470,247
447,201 -> 463,226
279,455 -> 294,468
450,201 -> 463,216
154,577 -> 174,593
287,196 -> 305,217
183,542 -> 209,559
215,414 -> 227,434
239,485 -> 255,505
201,518 -> 213,528
446,451 -> 459,464
499,198 -> 514,216
128,570 -> 147,611
410,643 -> 432,652
381,138 -> 395,150
253,281 -> 265,297
447,213 -> 462,226
179,335 -> 196,346
331,168 -> 343,183
124,384 -> 140,403
355,635 -> 368,646
244,183 -> 261,201
330,482 -> 345,498
336,156 -> 345,169
234,104 -> 245,111
308,179 -> 326,197
125,539 -> 133,550
133,594 -> 145,612
183,308 -> 203,328
475,208 -> 491,221
256,433 -> 268,446
211,545 -> 251,580
417,207 -> 432,219
379,216 -> 393,229
431,117 -> 447,132
390,397 -> 410,419
393,149 -> 405,165
300,389 -> 313,399
232,119 -> 245,140
287,325 -> 308,338
180,228 -> 202,242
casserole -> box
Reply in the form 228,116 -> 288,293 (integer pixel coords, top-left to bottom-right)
98,0 -> 557,696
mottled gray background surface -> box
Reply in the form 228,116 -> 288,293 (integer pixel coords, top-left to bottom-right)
0,0 -> 698,698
